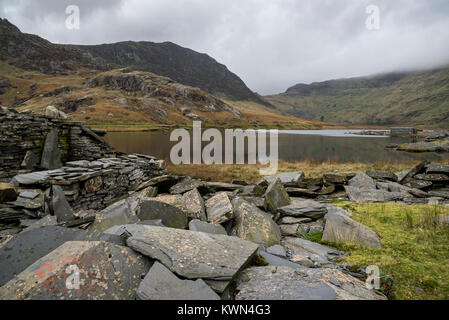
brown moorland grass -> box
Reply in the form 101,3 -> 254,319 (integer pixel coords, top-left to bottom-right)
166,159 -> 433,183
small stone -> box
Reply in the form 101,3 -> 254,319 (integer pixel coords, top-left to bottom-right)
205,192 -> 234,224
51,185 -> 75,223
189,219 -> 227,235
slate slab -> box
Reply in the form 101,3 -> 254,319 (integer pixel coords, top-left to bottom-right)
123,225 -> 259,280
137,261 -> 220,300
0,226 -> 125,286
0,241 -> 150,300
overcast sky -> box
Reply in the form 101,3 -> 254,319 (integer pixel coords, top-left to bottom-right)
1,0 -> 449,95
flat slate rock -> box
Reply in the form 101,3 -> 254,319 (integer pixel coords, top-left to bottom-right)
189,219 -> 227,235
138,200 -> 188,229
10,171 -> 51,186
137,261 -> 220,300
0,241 -> 151,300
426,164 -> 449,174
282,237 -> 343,267
235,266 -> 386,300
366,170 -> 398,182
258,250 -> 302,269
278,198 -> 328,220
0,226 -> 125,286
123,224 -> 259,280
345,187 -> 407,203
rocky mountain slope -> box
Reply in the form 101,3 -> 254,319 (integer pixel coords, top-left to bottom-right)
0,18 -> 269,105
266,68 -> 449,128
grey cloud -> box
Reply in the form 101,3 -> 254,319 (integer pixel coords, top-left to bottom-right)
1,0 -> 449,95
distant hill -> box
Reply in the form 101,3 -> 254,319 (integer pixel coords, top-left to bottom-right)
266,68 -> 449,128
0,18 -> 270,105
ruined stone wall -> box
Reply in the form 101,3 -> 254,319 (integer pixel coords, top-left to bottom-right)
0,107 -> 117,182
2,155 -> 166,222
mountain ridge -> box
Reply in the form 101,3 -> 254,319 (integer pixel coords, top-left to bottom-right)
266,67 -> 449,128
0,18 -> 271,106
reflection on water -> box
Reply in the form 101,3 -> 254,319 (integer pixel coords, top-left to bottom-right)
104,130 -> 448,164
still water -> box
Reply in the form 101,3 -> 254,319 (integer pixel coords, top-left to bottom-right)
104,129 -> 448,164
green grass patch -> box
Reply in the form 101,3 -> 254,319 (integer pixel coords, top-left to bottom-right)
327,202 -> 449,300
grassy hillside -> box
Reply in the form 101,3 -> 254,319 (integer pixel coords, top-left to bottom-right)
266,68 -> 449,128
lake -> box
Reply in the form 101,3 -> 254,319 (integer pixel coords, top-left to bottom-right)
104,129 -> 448,164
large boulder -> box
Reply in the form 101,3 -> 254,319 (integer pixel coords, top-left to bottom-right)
348,173 -> 376,189
138,200 -> 188,229
235,266 -> 386,300
0,183 -> 18,203
264,178 -> 291,214
322,207 -> 382,249
136,262 -> 220,300
278,198 -> 327,220
51,185 -> 75,223
205,192 -> 234,224
0,226 -> 125,286
40,128 -> 62,170
0,241 -> 150,300
231,198 -> 281,247
123,225 -> 259,280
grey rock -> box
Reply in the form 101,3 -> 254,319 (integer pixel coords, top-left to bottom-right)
282,237 -> 343,267
285,187 -> 319,198
348,173 -> 376,190
169,177 -> 204,194
0,226 -> 125,286
138,200 -> 188,229
189,219 -> 227,235
137,261 -> 220,300
414,174 -> 449,183
10,171 -> 50,186
345,187 -> 407,203
235,266 -> 386,300
51,185 -> 75,223
124,225 -> 259,280
40,129 -> 62,170
231,198 -> 281,247
264,178 -> 291,214
262,172 -> 304,185
258,250 -> 302,269
205,192 -> 234,224
266,245 -> 287,257
25,215 -> 58,231
426,164 -> 449,174
0,241 -> 150,300
205,182 -> 243,192
400,161 -> 429,184
279,198 -> 327,220
90,199 -> 139,232
323,174 -> 347,185
279,216 -> 313,224
182,188 -> 206,221
322,207 -> 382,249
366,170 -> 398,182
